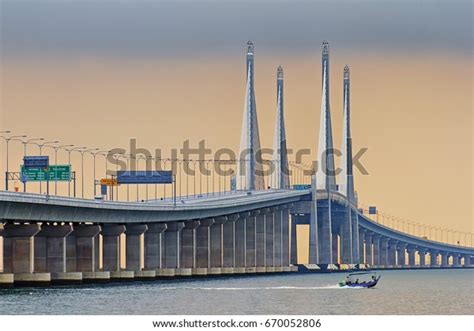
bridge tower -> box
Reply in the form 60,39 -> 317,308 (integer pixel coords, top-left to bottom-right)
237,41 -> 265,191
270,66 -> 290,190
316,41 -> 336,264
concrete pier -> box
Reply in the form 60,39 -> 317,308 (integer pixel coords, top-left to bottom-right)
430,250 -> 439,268
281,207 -> 290,267
265,210 -> 274,270
407,246 -> 416,267
419,248 -> 427,267
388,240 -> 397,266
144,223 -> 167,271
162,222 -> 185,272
341,209 -> 352,264
440,252 -> 449,267
290,214 -> 298,265
332,232 -> 339,264
273,207 -> 283,269
319,200 -> 333,264
125,224 -> 148,276
452,254 -> 461,267
358,229 -> 365,264
210,217 -> 227,273
102,225 -> 125,273
379,237 -> 389,266
34,224 -> 80,283
256,212 -> 266,271
196,219 -> 214,273
222,214 -> 238,272
181,221 -> 200,270
365,233 -> 373,265
72,225 -> 108,282
235,213 -> 248,270
245,211 -> 258,270
372,235 -> 380,266
397,243 -> 406,267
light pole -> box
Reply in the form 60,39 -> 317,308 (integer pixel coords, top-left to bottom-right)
50,144 -> 74,195
90,150 -> 109,196
20,137 -> 44,192
0,134 -> 26,190
66,146 -> 86,197
79,148 -> 98,198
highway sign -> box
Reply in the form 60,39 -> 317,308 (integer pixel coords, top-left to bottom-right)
117,171 -> 173,184
100,178 -> 119,186
23,156 -> 49,169
20,165 -> 71,182
293,184 -> 311,190
368,206 -> 377,214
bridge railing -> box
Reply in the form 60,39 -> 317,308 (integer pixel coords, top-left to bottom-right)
358,202 -> 474,248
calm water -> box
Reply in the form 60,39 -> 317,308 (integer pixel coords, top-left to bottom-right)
0,269 -> 472,315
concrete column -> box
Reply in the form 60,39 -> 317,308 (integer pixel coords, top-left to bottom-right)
210,217 -> 227,273
365,233 -> 373,265
319,198 -> 333,264
351,209 -> 359,263
256,210 -> 267,271
440,252 -> 449,267
273,207 -> 283,269
245,211 -> 258,270
308,175 -> 319,264
430,250 -> 439,267
452,254 -> 461,267
180,221 -> 200,269
290,214 -> 298,265
463,254 -> 473,267
358,229 -> 365,264
281,207 -> 290,268
196,219 -> 214,271
379,237 -> 389,266
341,208 -> 352,264
222,214 -> 238,273
331,232 -> 338,264
372,235 -> 380,266
163,222 -> 185,273
72,225 -> 101,272
144,223 -> 167,270
265,210 -> 274,270
397,243 -> 406,267
125,224 -> 147,272
102,225 -> 126,272
407,246 -> 416,267
235,212 -> 248,270
3,223 -> 41,274
34,224 -> 73,274
388,240 -> 397,266
419,248 -> 427,267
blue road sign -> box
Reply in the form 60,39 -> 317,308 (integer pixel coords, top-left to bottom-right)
293,184 -> 311,190
23,156 -> 49,169
101,184 -> 107,196
368,206 -> 377,215
117,170 -> 173,184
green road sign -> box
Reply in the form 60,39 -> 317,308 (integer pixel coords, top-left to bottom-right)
20,165 -> 71,182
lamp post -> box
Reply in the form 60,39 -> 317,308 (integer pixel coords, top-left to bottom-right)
35,140 -> 59,194
20,137 -> 44,192
0,134 -> 27,190
66,146 -> 86,197
90,150 -> 109,197
79,148 -> 98,198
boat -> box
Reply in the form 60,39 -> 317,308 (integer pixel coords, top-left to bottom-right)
338,271 -> 381,288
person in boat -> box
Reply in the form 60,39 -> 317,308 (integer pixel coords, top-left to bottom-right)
371,275 -> 376,282
355,279 -> 359,284
345,276 -> 351,285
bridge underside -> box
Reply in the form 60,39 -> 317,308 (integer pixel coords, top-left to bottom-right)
0,191 -> 473,286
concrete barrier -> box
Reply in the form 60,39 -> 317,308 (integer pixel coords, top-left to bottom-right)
0,273 -> 14,287
110,271 -> 134,281
82,271 -> 110,283
14,273 -> 51,286
51,272 -> 82,284
134,270 -> 156,280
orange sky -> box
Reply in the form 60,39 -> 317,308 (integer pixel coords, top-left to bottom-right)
0,51 -> 472,234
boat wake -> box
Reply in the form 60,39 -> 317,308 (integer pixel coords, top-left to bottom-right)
158,285 -> 345,291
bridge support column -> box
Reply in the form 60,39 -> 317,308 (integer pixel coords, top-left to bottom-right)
210,217 -> 227,274
265,210 -> 274,271
256,211 -> 267,272
429,250 -> 439,268
440,252 -> 449,268
309,175 -> 319,264
281,206 -> 290,268
452,254 -> 461,267
162,222 -> 185,276
180,221 -> 200,271
358,229 -> 365,264
419,248 -> 427,267
379,237 -> 389,267
341,210 -> 352,264
222,214 -> 238,273
102,225 -> 126,277
144,223 -> 167,273
351,209 -> 359,263
463,254 -> 473,267
397,243 -> 406,267
332,232 -> 339,264
234,213 -> 248,272
195,219 -> 214,275
273,207 -> 283,271
290,215 -> 298,265
245,211 -> 258,272
72,225 -> 107,282
407,246 -> 416,267
388,240 -> 397,267
34,224 -> 77,283
372,235 -> 380,266
319,199 -> 333,264
125,224 -> 148,277
365,233 -> 373,265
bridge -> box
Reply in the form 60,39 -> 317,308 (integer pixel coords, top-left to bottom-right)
0,41 -> 472,286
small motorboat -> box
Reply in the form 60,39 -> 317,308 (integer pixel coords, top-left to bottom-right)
339,271 -> 381,288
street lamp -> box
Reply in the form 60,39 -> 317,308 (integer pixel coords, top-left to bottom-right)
0,134 -> 27,190
79,148 -> 98,198
66,146 -> 86,197
21,137 -> 44,156
35,140 -> 59,194
90,150 -> 109,196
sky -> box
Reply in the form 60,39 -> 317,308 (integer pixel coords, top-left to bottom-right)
0,0 -> 472,238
